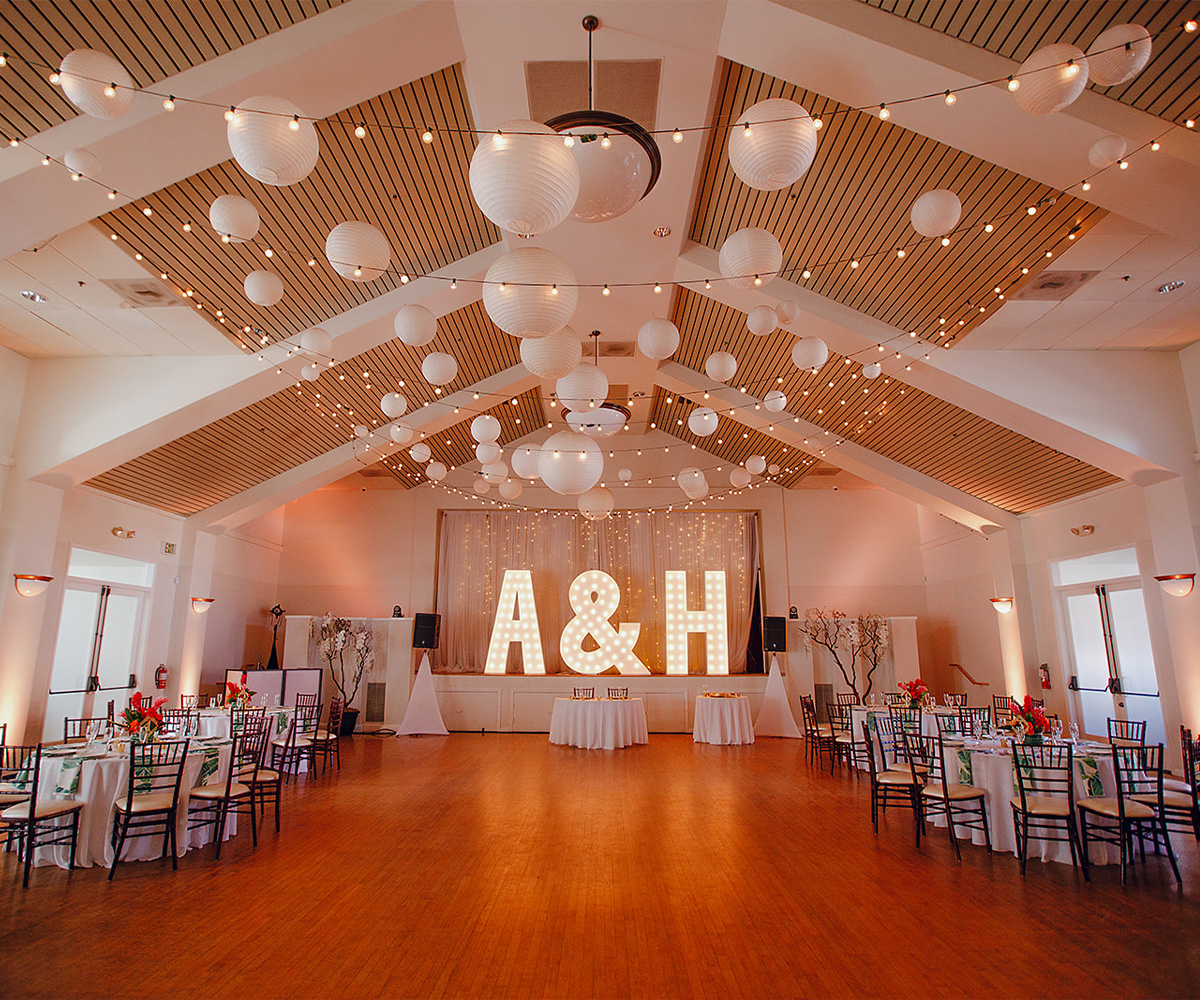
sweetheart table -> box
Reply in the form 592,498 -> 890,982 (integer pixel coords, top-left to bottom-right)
549,698 -> 648,750
693,694 -> 755,745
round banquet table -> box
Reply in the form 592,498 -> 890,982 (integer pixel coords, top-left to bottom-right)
549,698 -> 648,750
25,740 -> 235,870
693,695 -> 755,745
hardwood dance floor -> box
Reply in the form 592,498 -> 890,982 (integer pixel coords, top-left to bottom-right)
2,733 -> 1199,999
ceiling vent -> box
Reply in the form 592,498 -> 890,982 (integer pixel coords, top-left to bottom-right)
807,466 -> 840,477
525,59 -> 660,130
1008,270 -> 1097,301
102,277 -> 187,308
598,340 -> 635,358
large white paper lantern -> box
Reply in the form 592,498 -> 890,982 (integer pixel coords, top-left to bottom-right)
410,442 -> 432,463
353,424 -> 370,439
482,247 -> 578,337
520,327 -> 581,378
326,221 -> 390,281
578,486 -> 615,521
301,363 -> 322,381
728,98 -> 818,191
618,468 -> 633,482
556,363 -> 609,412
768,463 -> 781,476
688,407 -> 719,437
719,228 -> 783,290
426,461 -> 448,481
394,304 -> 437,346
209,195 -> 260,243
482,461 -> 508,485
567,407 -> 627,437
380,392 -> 407,419
1013,44 -> 1089,116
499,478 -> 523,500
862,362 -> 882,379
227,96 -> 319,185
511,443 -> 542,480
469,120 -> 580,236
677,467 -> 706,495
1087,24 -> 1151,86
476,442 -> 502,465
688,480 -> 710,501
538,431 -> 602,495
910,189 -> 962,238
637,318 -> 680,360
747,305 -> 778,337
60,49 -> 134,119
473,478 -> 491,495
705,351 -> 738,383
763,389 -> 787,412
471,414 -> 502,443
777,301 -> 802,327
300,327 -> 332,359
390,423 -> 414,445
422,352 -> 457,386
64,148 -> 100,179
746,455 -> 767,476
244,270 -> 283,307
730,467 -> 752,488
791,336 -> 829,370
1088,134 -> 1127,169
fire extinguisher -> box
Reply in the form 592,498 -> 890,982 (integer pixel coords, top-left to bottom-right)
155,664 -> 168,690
1039,664 -> 1051,690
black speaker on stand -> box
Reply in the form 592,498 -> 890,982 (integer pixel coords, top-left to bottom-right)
413,613 -> 441,650
763,616 -> 787,653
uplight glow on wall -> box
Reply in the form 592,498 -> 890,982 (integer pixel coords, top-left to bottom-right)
664,570 -> 730,675
484,570 -> 546,674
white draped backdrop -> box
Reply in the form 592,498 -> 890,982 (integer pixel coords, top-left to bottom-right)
434,511 -> 760,674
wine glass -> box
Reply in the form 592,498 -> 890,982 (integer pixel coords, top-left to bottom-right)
1069,721 -> 1080,744
85,719 -> 101,748
701,684 -> 709,697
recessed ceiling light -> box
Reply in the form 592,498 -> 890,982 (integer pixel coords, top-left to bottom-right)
652,226 -> 671,238
1157,280 -> 1186,294
20,290 -> 46,303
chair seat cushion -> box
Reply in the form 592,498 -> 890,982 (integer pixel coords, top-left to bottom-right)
1131,790 -> 1193,810
251,768 -> 281,783
271,736 -> 312,748
923,782 -> 984,801
834,734 -> 855,745
189,781 -> 250,801
0,781 -> 26,794
314,729 -> 338,741
1162,777 -> 1194,795
0,791 -> 30,805
877,770 -> 920,786
1077,795 -> 1154,820
1010,794 -> 1071,817
117,791 -> 176,814
1,797 -> 84,820
814,724 -> 833,736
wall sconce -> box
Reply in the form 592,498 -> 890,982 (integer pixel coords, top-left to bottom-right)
990,597 -> 1014,614
111,526 -> 136,539
1154,574 -> 1195,598
1070,525 -> 1094,536
13,574 -> 53,598
191,597 -> 215,614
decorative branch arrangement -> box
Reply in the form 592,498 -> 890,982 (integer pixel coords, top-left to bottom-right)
311,613 -> 375,706
800,607 -> 860,700
852,614 -> 890,700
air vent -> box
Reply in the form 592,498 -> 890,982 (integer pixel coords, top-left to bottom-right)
358,468 -> 392,478
525,59 -> 660,129
101,277 -> 187,308
1008,271 -> 1097,301
808,466 -> 840,477
598,341 -> 635,358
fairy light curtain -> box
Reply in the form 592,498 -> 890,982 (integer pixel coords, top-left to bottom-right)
434,510 -> 759,674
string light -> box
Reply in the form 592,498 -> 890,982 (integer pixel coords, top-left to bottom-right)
878,104 -> 889,120
162,96 -> 174,110
944,90 -> 956,106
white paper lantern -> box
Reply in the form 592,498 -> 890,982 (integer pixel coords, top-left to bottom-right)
390,423 -> 414,445
556,363 -> 609,412
379,393 -> 407,420
469,120 -> 580,236
862,362 -> 882,379
63,148 -> 100,179
705,351 -> 738,383
910,189 -> 962,238
301,363 -> 322,382
499,478 -> 523,500
1013,44 -> 1089,116
677,468 -> 705,494
730,467 -> 752,488
60,49 -> 134,119
300,327 -> 332,359
520,327 -> 581,378
482,247 -> 578,337
578,486 -> 615,521
776,300 -> 802,326
538,431 -> 602,495
560,126 -> 653,223
1088,134 -> 1128,169
687,480 -> 710,501
422,352 -> 458,386
426,461 -> 447,481
746,455 -> 767,476
637,318 -> 680,360
353,424 -> 370,439
719,228 -> 783,290
482,461 -> 508,485
768,463 -> 781,476
208,195 -> 259,244
394,305 -> 437,346
567,407 -> 626,437
409,442 -> 432,463
471,414 -> 502,443
227,96 -> 319,185
728,98 -> 819,191
1087,24 -> 1151,87
688,407 -> 719,437
791,336 -> 829,370
763,389 -> 787,412
473,478 -> 491,495
326,221 -> 390,281
511,444 -> 542,480
476,442 -> 502,465
618,468 -> 633,482
747,305 -> 778,337
244,270 -> 283,307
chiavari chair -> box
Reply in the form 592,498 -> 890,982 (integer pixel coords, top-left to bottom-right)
1,744 -> 85,888
905,731 -> 990,860
1158,727 -> 1199,841
883,692 -> 906,707
312,697 -> 344,775
294,692 -> 320,709
109,738 -> 189,880
271,701 -> 322,782
865,720 -> 924,846
799,695 -> 836,771
572,687 -> 594,700
607,687 -> 628,699
0,742 -> 37,858
63,717 -> 103,743
188,715 -> 269,859
160,708 -> 197,737
825,703 -> 858,772
888,705 -> 922,736
958,706 -> 990,737
836,692 -> 861,707
1011,742 -> 1083,877
180,694 -> 199,710
1107,718 -> 1146,747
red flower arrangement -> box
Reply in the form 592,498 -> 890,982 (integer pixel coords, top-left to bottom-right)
1009,694 -> 1051,737
226,679 -> 254,708
897,678 -> 930,708
121,691 -> 166,742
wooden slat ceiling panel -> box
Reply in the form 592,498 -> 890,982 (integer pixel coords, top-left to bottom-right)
859,0 -> 1200,125
648,387 -> 816,490
0,0 -> 345,143
690,61 -> 1106,346
95,63 -> 500,351
669,287 -> 1118,512
85,301 -> 530,515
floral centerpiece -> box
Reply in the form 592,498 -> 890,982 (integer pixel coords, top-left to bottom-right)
121,691 -> 166,743
897,677 -> 931,709
1008,694 -> 1052,744
226,679 -> 255,708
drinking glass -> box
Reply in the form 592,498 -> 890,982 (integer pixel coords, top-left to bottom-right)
1069,722 -> 1080,744
701,685 -> 709,696
85,719 -> 101,747
274,694 -> 281,707
1052,718 -> 1064,743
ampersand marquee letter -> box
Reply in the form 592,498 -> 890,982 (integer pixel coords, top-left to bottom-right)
484,570 -> 545,674
664,570 -> 729,675
559,570 -> 649,675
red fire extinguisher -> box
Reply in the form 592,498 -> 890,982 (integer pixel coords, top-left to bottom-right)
155,664 -> 168,690
1039,664 -> 1051,690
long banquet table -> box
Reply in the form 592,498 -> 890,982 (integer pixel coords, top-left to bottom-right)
693,694 -> 755,745
198,706 -> 292,740
549,697 -> 648,750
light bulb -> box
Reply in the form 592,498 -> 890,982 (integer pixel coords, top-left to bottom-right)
1065,60 -> 1078,78
602,284 -> 610,296
896,248 -> 905,258
1007,76 -> 1019,92
878,104 -> 889,120
944,90 -> 956,106
1081,180 -> 1091,191
984,223 -> 994,233
813,118 -> 823,130
353,266 -> 363,277
103,83 -> 116,97
1027,206 -> 1037,216
163,96 -> 175,110
288,115 -> 300,131
802,269 -> 811,279
1151,140 -> 1160,151
600,134 -> 611,148
563,135 -> 575,148
224,106 -> 235,121
941,237 -> 950,246
422,129 -> 433,144
49,71 -> 60,84
355,124 -> 366,138
182,222 -> 191,232
107,190 -> 116,199
654,283 -> 662,294
142,206 -> 152,216
1118,159 -> 1128,169
850,260 -> 859,269
672,129 -> 683,143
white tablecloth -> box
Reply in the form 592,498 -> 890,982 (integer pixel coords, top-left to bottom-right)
197,707 -> 292,740
693,695 -> 755,745
548,698 -> 648,750
27,740 -> 235,870
849,706 -> 959,769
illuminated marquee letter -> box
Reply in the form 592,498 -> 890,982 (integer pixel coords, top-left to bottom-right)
559,570 -> 649,675
484,570 -> 545,674
664,570 -> 729,675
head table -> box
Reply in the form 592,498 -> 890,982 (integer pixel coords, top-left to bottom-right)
693,694 -> 755,745
549,697 -> 648,750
